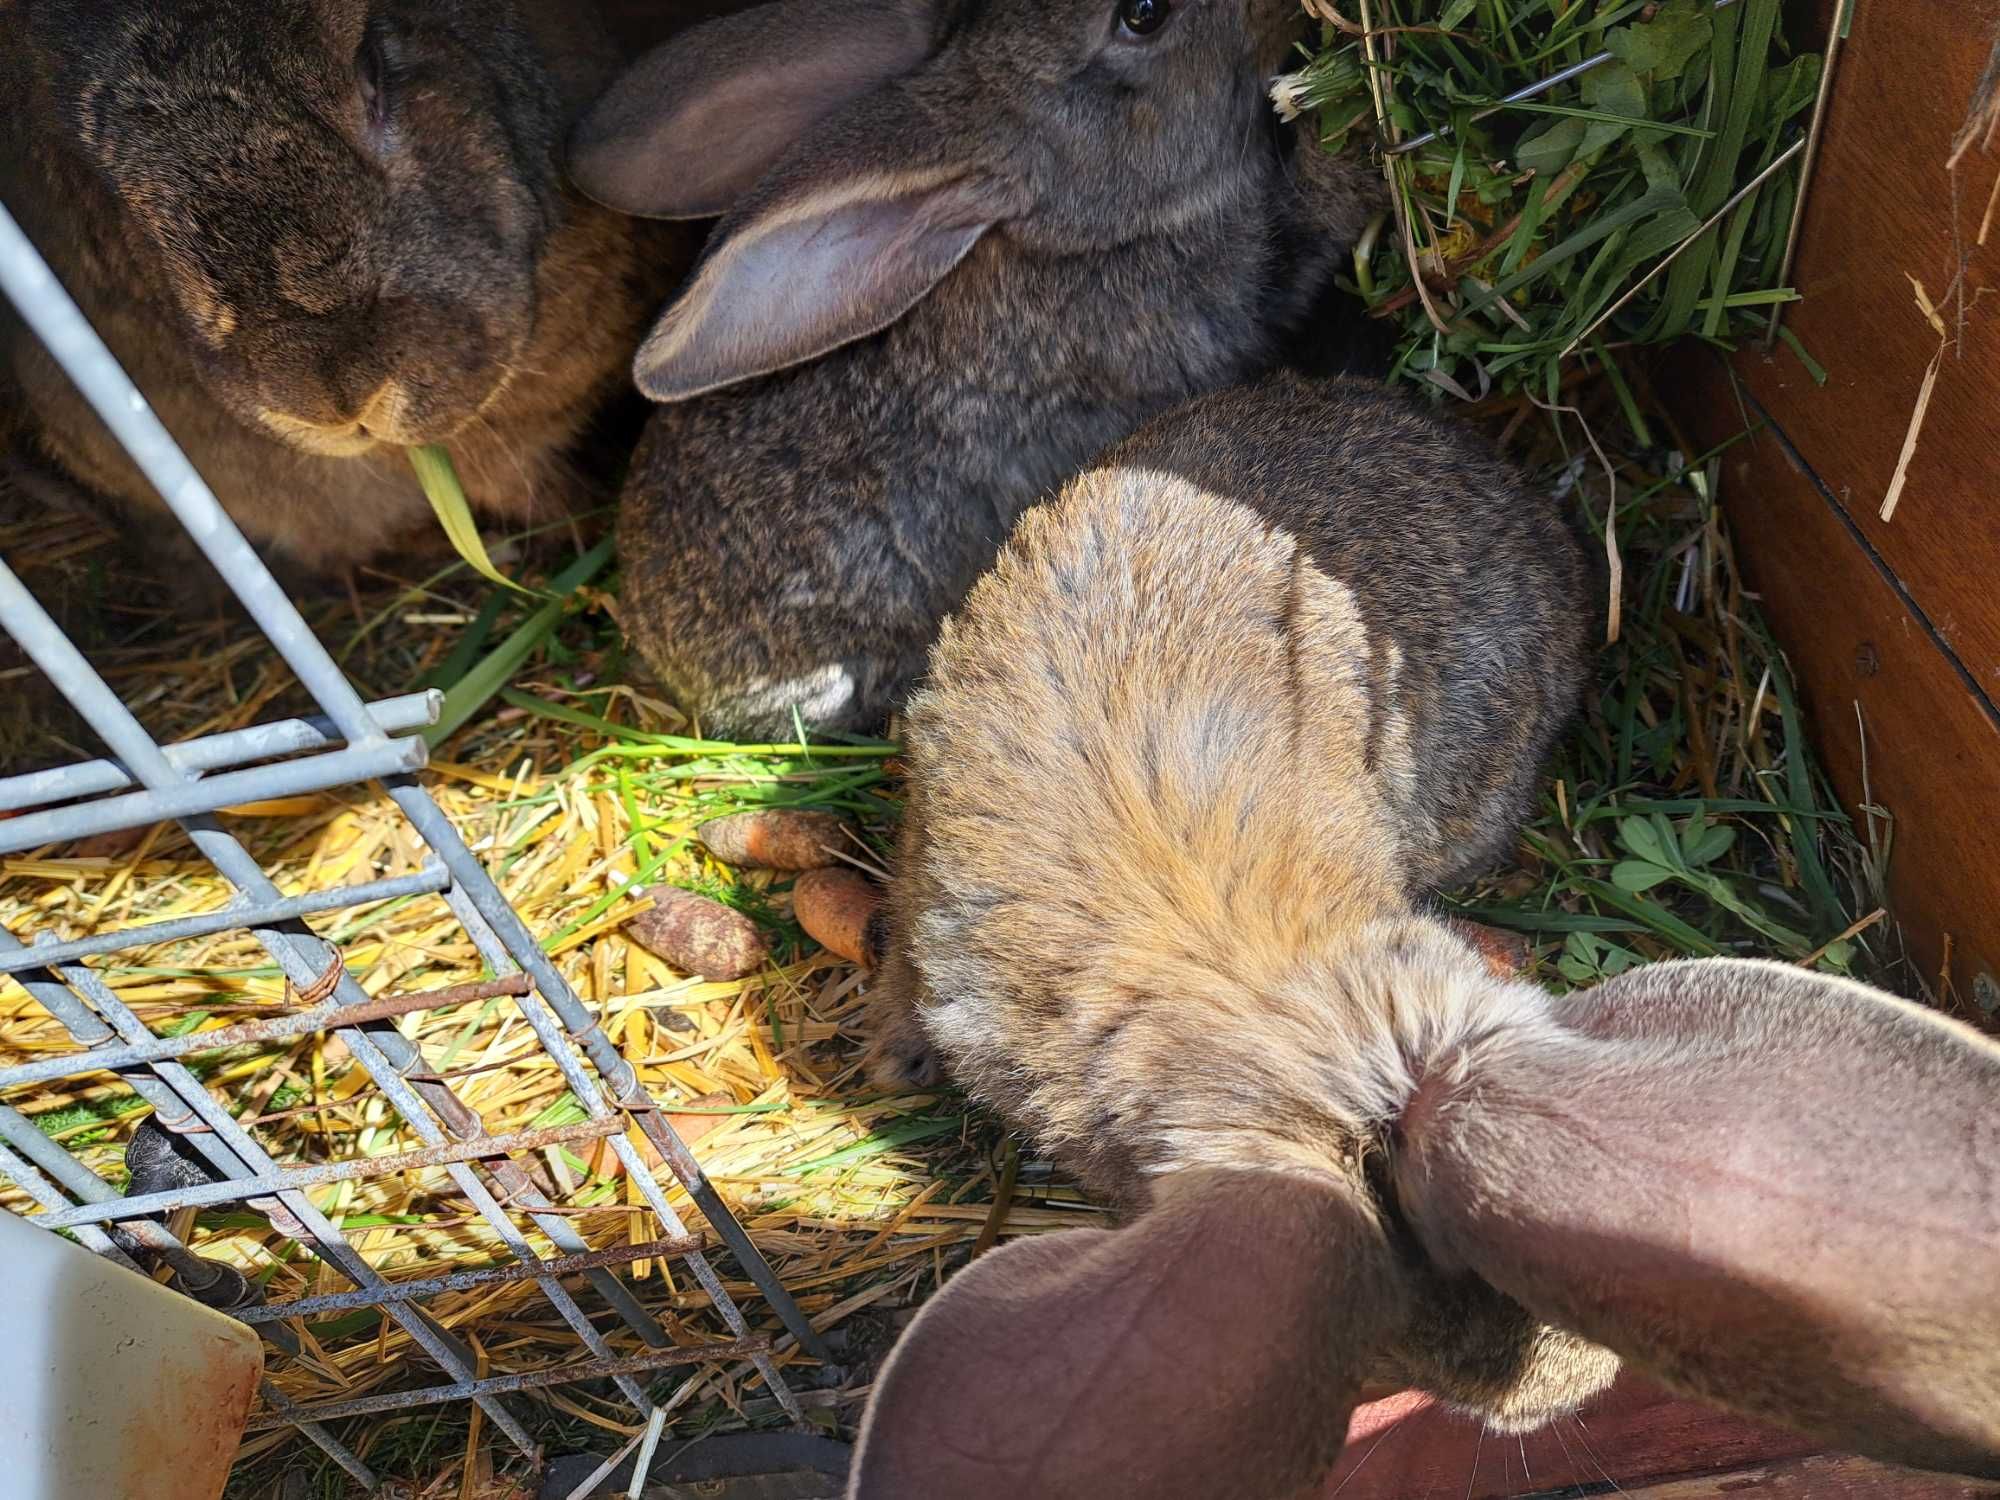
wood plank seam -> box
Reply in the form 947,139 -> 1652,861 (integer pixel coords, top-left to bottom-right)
1732,379 -> 2000,734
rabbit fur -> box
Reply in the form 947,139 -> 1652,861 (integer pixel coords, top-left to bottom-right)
568,0 -> 1383,739
850,373 -> 2000,1497
0,0 -> 689,576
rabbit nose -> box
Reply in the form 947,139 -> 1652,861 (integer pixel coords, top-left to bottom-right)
341,299 -> 512,443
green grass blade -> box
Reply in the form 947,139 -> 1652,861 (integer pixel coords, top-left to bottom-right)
407,445 -> 545,598
425,538 -> 615,747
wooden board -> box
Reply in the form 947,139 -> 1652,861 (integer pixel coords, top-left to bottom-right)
1739,0 -> 2000,688
1665,1 -> 2000,1004
1323,1374 -> 1990,1499
1678,372 -> 2000,1007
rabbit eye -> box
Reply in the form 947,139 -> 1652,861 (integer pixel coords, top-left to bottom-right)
1116,0 -> 1172,38
355,21 -> 396,134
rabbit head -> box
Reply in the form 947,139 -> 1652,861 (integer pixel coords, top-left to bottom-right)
18,0 -> 611,457
569,0 -> 1379,739
2,0 -> 681,576
575,0 -> 1341,395
849,376 -> 2000,1495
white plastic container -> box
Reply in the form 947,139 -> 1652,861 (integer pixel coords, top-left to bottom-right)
0,1209 -> 264,1500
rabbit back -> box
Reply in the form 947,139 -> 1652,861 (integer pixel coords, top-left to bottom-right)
883,372 -> 1592,1196
1094,373 -> 1594,892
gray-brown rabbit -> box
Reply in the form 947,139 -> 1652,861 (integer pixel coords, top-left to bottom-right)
850,373 -> 2000,1498
0,0 -> 690,577
567,0 -> 1380,739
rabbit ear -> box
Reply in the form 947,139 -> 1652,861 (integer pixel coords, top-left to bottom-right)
631,145 -> 1019,399
1394,958 -> 2000,1477
566,0 -> 937,219
847,1168 -> 1404,1500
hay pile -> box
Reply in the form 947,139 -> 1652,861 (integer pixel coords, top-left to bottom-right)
0,363 -> 1929,1497
0,504 -> 1077,1497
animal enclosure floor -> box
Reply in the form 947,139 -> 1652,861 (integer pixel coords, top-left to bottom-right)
0,370 -> 1946,1498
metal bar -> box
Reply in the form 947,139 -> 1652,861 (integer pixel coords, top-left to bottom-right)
1385,0 -> 1743,156
11,197 -> 811,1380
390,780 -> 833,1373
0,551 -> 678,1368
0,1141 -> 140,1271
0,690 -> 441,813
241,1234 -> 706,1325
0,923 -> 334,1200
310,1014 -> 670,1414
1557,135 -> 1807,360
414,828 -> 819,1414
0,731 -> 429,855
38,1116 -> 629,1227
403,852 -> 816,1428
0,973 -> 532,1092
0,861 -> 451,976
0,549 -> 663,1430
0,620 -> 662,1439
0,204 -> 396,752
242,1338 -> 775,1431
371,903 -> 709,1371
255,1386 -> 381,1491
0,925 -> 540,1453
4,196 -> 813,1381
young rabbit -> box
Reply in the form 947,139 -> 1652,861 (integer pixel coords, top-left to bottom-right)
0,0 -> 688,576
848,373 -> 2000,1497
567,0 -> 1380,739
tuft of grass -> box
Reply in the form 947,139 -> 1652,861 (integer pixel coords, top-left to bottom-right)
1279,0 -> 1825,401
1444,371 -> 1895,993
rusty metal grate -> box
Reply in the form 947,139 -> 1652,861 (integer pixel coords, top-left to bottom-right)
0,199 -> 824,1492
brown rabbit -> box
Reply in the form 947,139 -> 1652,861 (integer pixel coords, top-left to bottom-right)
0,0 -> 689,577
849,374 -> 2000,1497
567,0 -> 1380,739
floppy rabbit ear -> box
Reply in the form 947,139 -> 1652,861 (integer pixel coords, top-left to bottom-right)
1394,958 -> 2000,1478
566,0 -> 937,219
848,1168 -> 1404,1500
631,126 -> 1020,400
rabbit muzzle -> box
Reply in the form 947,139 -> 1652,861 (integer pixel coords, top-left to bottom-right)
243,292 -> 531,455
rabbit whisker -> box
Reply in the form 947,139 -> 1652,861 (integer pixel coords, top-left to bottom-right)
1547,1409 -> 1585,1479
1326,1417 -> 1401,1497
1567,1414 -> 1627,1495
465,409 -> 540,505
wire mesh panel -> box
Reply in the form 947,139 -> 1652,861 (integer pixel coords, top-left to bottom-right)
0,200 -> 824,1491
